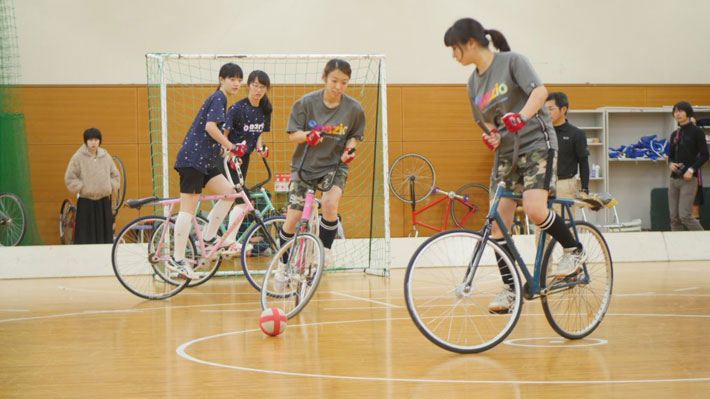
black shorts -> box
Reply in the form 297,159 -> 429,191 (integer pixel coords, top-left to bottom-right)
176,167 -> 222,194
217,154 -> 251,204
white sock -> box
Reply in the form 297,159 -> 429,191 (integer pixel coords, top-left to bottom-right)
203,199 -> 232,241
173,211 -> 192,261
224,204 -> 246,243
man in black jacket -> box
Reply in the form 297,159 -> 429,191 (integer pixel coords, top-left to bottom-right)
668,101 -> 709,231
545,92 -> 589,218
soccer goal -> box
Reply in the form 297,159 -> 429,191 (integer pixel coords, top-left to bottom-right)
145,54 -> 390,275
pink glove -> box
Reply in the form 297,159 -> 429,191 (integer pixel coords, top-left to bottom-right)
306,131 -> 322,147
482,128 -> 499,151
257,145 -> 269,158
502,113 -> 527,133
343,147 -> 356,164
230,142 -> 247,157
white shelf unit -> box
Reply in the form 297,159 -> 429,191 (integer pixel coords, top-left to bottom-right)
604,106 -> 710,230
566,110 -> 606,226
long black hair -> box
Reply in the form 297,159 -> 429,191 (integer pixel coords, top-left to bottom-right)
247,70 -> 273,118
217,63 -> 243,91
444,18 -> 510,52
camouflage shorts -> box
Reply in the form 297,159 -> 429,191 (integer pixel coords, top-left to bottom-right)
490,148 -> 557,198
287,167 -> 348,211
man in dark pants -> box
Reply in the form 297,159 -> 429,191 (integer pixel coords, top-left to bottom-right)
545,92 -> 589,219
668,102 -> 708,231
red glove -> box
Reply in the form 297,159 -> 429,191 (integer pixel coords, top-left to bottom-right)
230,142 -> 247,157
257,145 -> 269,158
343,147 -> 356,164
306,131 -> 321,147
482,128 -> 499,151
501,113 -> 527,133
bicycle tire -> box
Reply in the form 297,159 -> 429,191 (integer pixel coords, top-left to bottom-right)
449,183 -> 489,230
388,153 -> 436,204
112,215 -> 194,299
111,156 -> 127,217
59,199 -> 76,245
240,215 -> 286,292
540,221 -> 613,339
261,232 -> 324,319
0,192 -> 27,247
404,229 -> 523,353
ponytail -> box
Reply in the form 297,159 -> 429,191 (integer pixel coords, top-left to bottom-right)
486,29 -> 510,52
259,94 -> 273,118
444,18 -> 510,52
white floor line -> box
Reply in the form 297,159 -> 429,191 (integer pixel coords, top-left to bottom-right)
673,287 -> 698,292
327,291 -> 402,308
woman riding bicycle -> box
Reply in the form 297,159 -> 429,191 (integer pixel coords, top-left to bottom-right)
444,17 -> 585,312
278,58 -> 364,269
169,63 -> 247,279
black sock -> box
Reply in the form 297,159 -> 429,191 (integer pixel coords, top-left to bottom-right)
318,217 -> 339,249
279,228 -> 294,263
537,210 -> 579,249
494,238 -> 515,290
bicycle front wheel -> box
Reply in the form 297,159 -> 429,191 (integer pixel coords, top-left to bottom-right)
388,153 -> 436,203
59,199 -> 76,245
0,192 -> 26,247
540,221 -> 613,339
450,183 -> 489,230
112,216 -> 195,299
404,230 -> 523,353
261,232 -> 324,319
241,215 -> 286,292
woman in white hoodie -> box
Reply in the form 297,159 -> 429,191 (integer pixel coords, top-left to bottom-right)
64,128 -> 120,244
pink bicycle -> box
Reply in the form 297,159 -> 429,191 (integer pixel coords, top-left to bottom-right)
111,155 -> 283,299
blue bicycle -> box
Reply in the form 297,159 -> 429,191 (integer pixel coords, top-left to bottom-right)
404,182 -> 613,353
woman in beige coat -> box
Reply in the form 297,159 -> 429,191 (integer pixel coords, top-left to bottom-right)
64,128 -> 120,244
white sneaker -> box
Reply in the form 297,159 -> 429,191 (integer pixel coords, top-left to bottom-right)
167,257 -> 198,280
555,247 -> 587,279
273,261 -> 289,293
323,248 -> 335,268
488,287 -> 515,314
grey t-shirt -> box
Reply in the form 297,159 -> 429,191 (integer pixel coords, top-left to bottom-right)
467,52 -> 557,157
287,89 -> 365,181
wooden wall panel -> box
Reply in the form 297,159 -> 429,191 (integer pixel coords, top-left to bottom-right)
402,86 -> 480,141
15,84 -> 710,244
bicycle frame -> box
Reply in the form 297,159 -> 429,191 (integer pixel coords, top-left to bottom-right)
150,191 -> 255,265
411,188 -> 477,234
472,183 -> 587,299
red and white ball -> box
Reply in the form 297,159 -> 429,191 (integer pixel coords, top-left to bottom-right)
259,308 -> 287,337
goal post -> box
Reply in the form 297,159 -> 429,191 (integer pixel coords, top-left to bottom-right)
145,54 -> 390,275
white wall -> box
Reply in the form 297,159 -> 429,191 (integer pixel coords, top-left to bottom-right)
14,0 -> 710,85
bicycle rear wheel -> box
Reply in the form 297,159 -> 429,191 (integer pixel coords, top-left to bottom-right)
59,199 -> 76,245
540,221 -> 613,339
112,215 -> 195,299
261,233 -> 324,319
111,156 -> 127,217
241,215 -> 286,292
450,183 -> 489,230
388,153 -> 436,203
0,192 -> 26,247
404,230 -> 523,353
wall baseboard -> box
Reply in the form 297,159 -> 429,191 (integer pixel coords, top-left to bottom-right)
1,231 -> 708,280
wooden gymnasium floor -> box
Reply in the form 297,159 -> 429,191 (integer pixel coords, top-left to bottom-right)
2,260 -> 709,399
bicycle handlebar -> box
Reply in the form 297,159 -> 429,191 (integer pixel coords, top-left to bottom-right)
223,153 -> 273,192
296,145 -> 354,192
